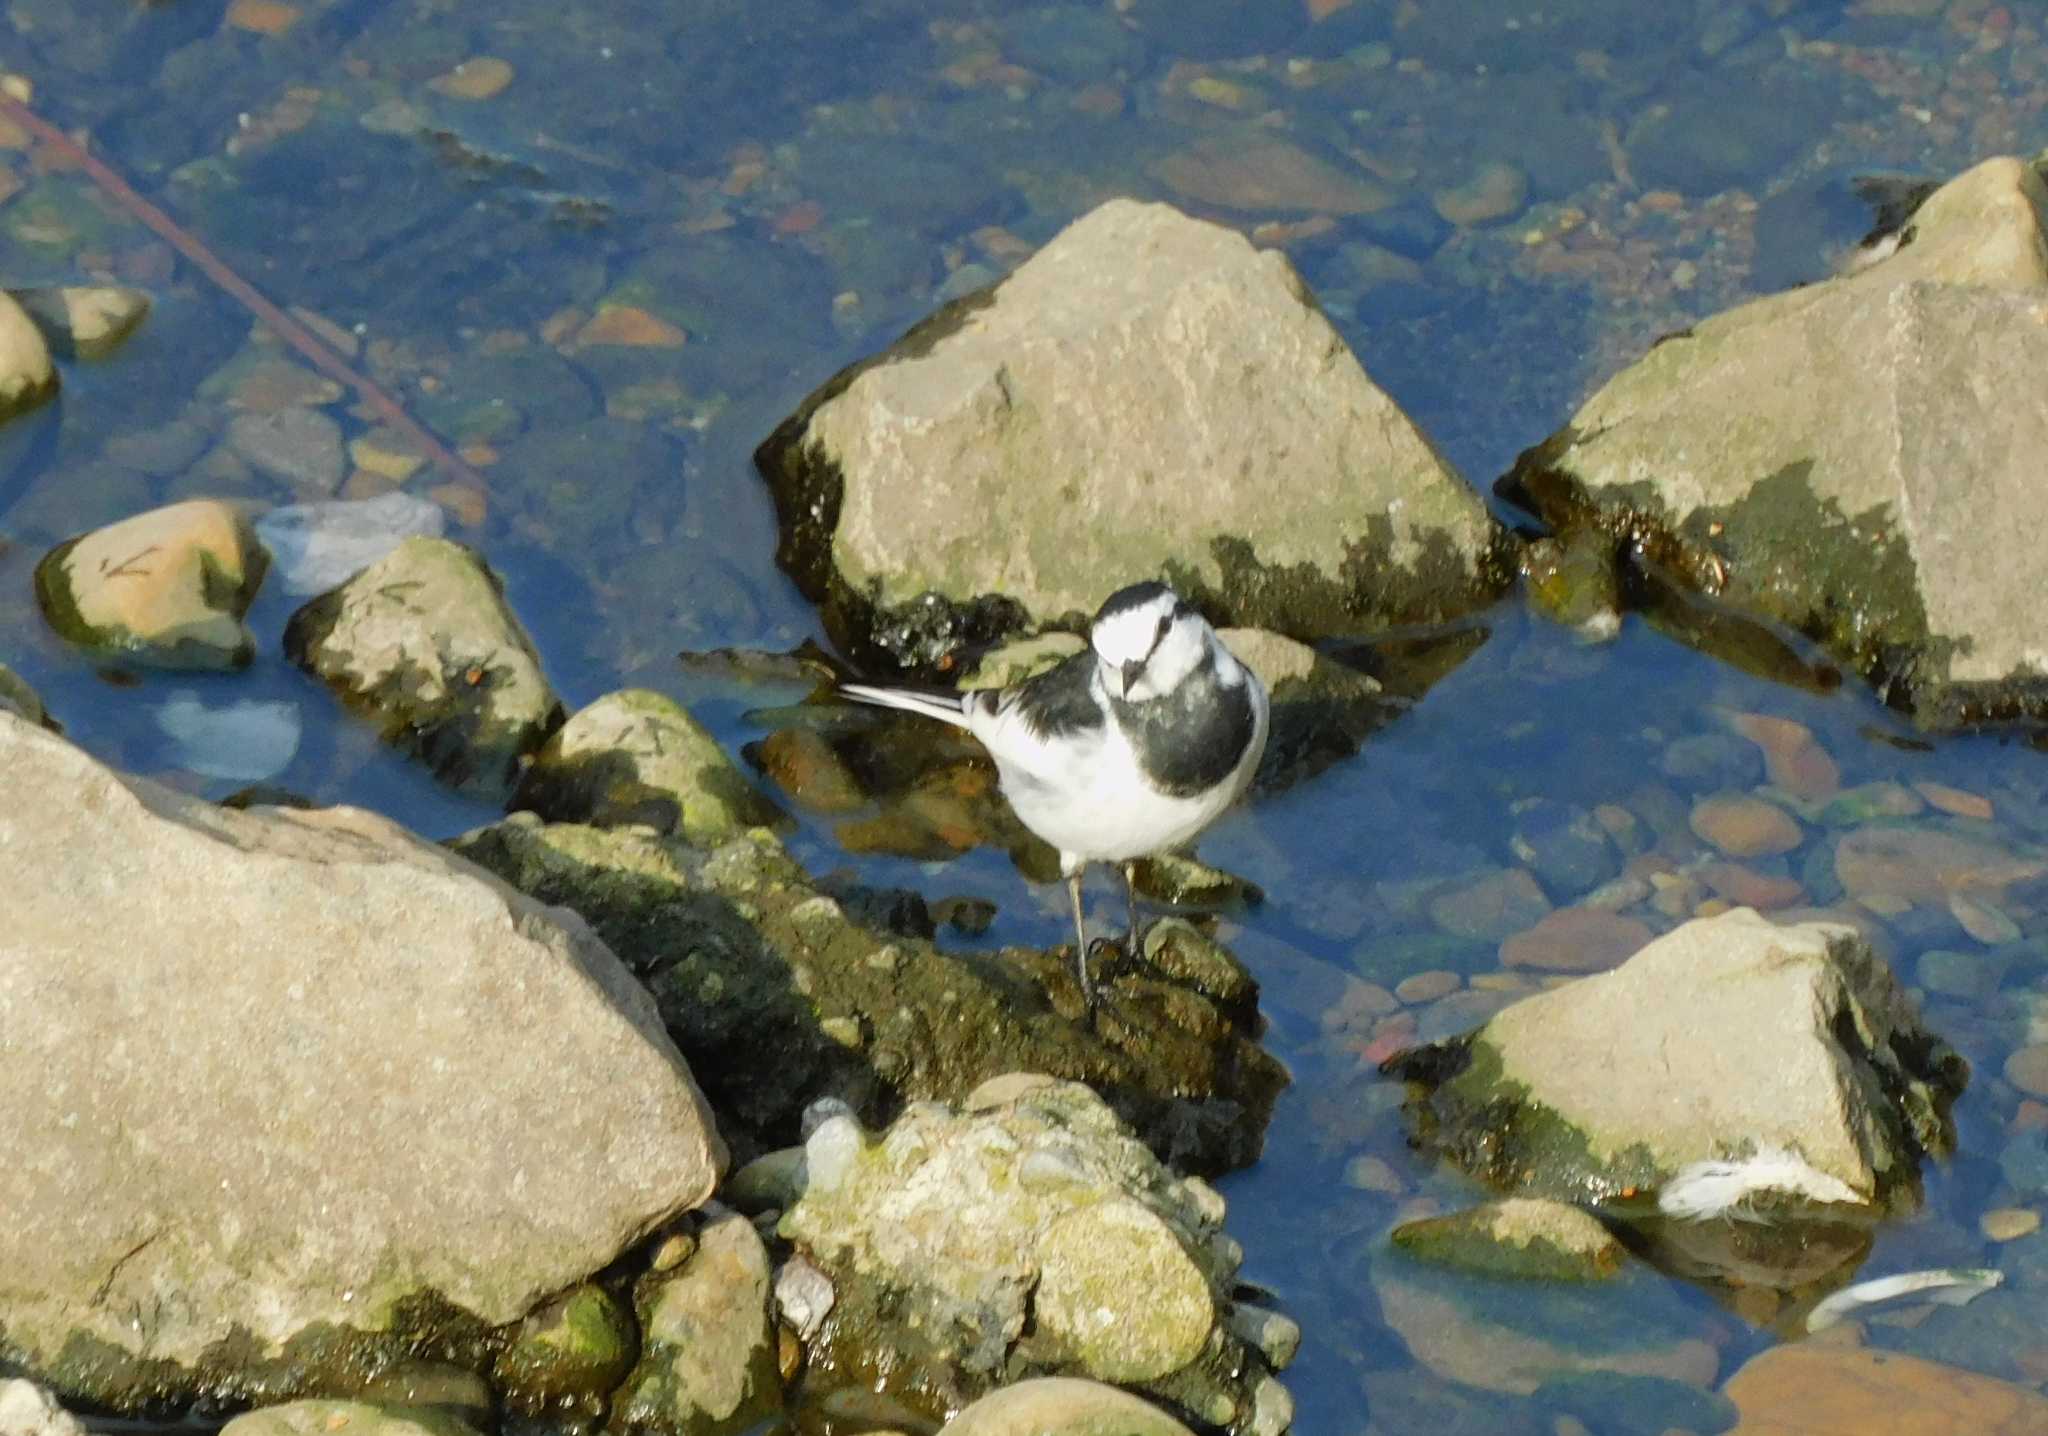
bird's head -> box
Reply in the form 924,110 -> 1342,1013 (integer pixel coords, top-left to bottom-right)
1089,580 -> 1212,703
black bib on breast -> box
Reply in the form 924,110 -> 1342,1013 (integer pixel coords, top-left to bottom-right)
1113,653 -> 1256,798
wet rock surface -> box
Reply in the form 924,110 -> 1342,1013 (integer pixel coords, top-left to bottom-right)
0,713 -> 723,1410
1387,907 -> 1967,1210
757,197 -> 1512,675
515,688 -> 787,842
778,1076 -> 1292,1430
283,535 -> 563,798
34,499 -> 268,669
449,816 -> 1286,1175
1391,1198 -> 1626,1282
1501,155 -> 2048,728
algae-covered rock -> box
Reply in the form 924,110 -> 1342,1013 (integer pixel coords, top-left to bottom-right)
611,1207 -> 782,1436
34,499 -> 267,669
284,536 -> 563,798
0,714 -> 723,1411
514,689 -> 786,842
939,1377 -> 1197,1436
449,816 -> 1286,1175
778,1077 -> 1289,1428
1386,908 -> 1966,1210
491,1283 -> 635,1415
1390,1198 -> 1627,1282
1501,155 -> 2048,729
758,197 -> 1511,675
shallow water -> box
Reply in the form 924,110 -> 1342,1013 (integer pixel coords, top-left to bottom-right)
5,1 -> 2047,1431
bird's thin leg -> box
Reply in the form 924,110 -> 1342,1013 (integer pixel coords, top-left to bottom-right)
1066,867 -> 1094,1006
1123,860 -> 1144,958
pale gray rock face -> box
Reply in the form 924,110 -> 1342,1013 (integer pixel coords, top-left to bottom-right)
283,535 -> 563,798
0,714 -> 724,1409
1503,155 -> 2048,728
1388,908 -> 1966,1209
776,1076 -> 1291,1431
219,1401 -> 479,1436
758,197 -> 1510,674
0,1381 -> 86,1436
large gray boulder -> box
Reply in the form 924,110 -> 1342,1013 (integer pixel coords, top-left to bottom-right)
1502,155 -> 2048,728
0,713 -> 725,1409
1386,908 -> 1966,1210
758,197 -> 1512,673
778,1076 -> 1293,1433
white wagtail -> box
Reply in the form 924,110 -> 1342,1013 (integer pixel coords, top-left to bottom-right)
841,581 -> 1270,1003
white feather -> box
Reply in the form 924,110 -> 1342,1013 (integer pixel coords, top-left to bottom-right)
1806,1268 -> 2003,1333
838,683 -> 969,728
1656,1146 -> 1867,1223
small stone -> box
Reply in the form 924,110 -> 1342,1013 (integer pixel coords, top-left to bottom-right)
1690,793 -> 1803,858
1395,970 -> 1459,1004
226,356 -> 345,411
228,408 -> 347,493
8,286 -> 150,360
1950,890 -> 2021,945
225,0 -> 301,35
253,490 -> 446,595
1151,134 -> 1390,215
429,57 -> 514,100
348,434 -> 426,483
155,691 -> 302,782
1342,1154 -> 1404,1194
1820,781 -> 1925,825
35,499 -> 266,669
1698,860 -> 1804,910
1981,1207 -> 2039,1242
1498,907 -> 1654,973
1187,75 -> 1257,109
1720,710 -> 1840,799
1432,161 -> 1529,226
575,304 -> 687,348
1835,827 -> 2046,903
429,481 -> 488,528
1915,781 -> 1994,820
1429,867 -> 1552,941
0,290 -> 56,422
2006,1045 -> 2048,1098
752,727 -> 867,813
0,1380 -> 86,1436
1390,1197 -> 1626,1281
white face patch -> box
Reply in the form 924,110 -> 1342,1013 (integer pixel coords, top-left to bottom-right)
1089,591 -> 1179,670
1092,592 -> 1210,703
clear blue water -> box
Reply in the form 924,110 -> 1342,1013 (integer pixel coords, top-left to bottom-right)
5,2 -> 2047,1431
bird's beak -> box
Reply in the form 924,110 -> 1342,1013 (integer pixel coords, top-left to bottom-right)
1120,659 -> 1144,698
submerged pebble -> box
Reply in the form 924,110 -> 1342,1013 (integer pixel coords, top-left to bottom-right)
155,691 -> 302,782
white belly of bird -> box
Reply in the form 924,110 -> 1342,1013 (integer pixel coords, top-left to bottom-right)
994,717 -> 1251,866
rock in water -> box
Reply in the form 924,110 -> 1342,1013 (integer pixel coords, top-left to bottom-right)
34,500 -> 268,669
514,689 -> 787,843
0,290 -> 57,423
939,1378 -> 1197,1435
1386,907 -> 1966,1211
0,713 -> 724,1409
254,490 -> 447,595
8,285 -> 152,360
1501,155 -> 2048,729
284,535 -> 563,798
757,197 -> 1510,673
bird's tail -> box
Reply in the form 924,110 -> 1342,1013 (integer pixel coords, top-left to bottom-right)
839,683 -> 972,729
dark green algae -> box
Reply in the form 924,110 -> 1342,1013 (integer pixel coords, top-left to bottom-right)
1490,429 -> 2048,727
